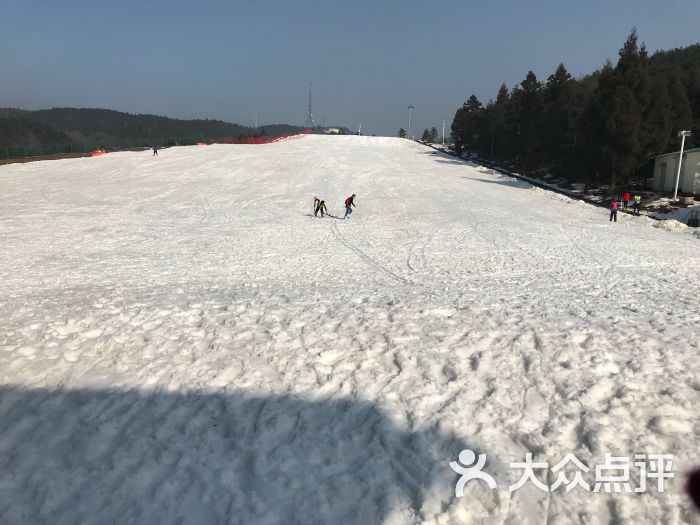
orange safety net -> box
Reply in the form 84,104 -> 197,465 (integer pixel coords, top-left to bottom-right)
212,130 -> 312,145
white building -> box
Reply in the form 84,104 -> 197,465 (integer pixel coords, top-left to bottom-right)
652,147 -> 700,196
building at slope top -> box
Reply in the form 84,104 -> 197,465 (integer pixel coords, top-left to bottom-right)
653,147 -> 700,196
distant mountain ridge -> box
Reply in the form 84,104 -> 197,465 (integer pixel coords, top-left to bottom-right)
0,107 -> 306,148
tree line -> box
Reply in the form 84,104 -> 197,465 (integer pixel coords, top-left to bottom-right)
397,127 -> 442,142
0,108 -> 305,150
449,30 -> 700,189
0,117 -> 73,147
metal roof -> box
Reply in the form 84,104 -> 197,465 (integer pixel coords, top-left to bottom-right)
655,147 -> 700,159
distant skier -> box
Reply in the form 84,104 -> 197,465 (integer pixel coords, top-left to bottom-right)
314,197 -> 329,217
623,191 -> 630,211
633,194 -> 641,215
610,198 -> 618,222
343,194 -> 356,220
153,146 -> 158,156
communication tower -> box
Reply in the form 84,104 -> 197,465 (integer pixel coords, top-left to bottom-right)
305,82 -> 315,130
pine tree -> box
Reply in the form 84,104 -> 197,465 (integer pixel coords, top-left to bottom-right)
451,95 -> 483,155
451,107 -> 468,155
490,83 -> 510,160
478,102 -> 497,159
398,128 -> 406,138
665,69 -> 694,150
510,71 -> 543,166
687,70 -> 700,147
641,76 -> 672,158
595,29 -> 649,188
430,127 -> 439,142
543,63 -> 575,172
578,63 -> 614,185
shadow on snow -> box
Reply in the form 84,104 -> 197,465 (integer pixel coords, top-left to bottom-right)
0,386 -> 474,524
462,177 -> 531,189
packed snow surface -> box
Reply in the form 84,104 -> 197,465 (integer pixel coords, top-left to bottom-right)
1,135 -> 699,524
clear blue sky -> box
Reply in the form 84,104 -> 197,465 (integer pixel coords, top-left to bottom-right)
1,0 -> 699,136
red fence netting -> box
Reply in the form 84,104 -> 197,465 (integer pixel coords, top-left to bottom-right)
212,129 -> 313,145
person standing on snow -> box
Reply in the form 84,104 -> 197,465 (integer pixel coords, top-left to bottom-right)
610,198 -> 619,222
623,191 -> 631,211
153,146 -> 158,156
633,194 -> 641,215
344,194 -> 356,220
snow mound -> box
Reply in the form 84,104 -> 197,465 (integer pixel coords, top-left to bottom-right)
653,219 -> 688,232
631,215 -> 693,235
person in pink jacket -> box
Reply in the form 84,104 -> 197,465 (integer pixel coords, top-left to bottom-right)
610,198 -> 619,222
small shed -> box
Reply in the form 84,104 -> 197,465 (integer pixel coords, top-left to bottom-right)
652,147 -> 700,196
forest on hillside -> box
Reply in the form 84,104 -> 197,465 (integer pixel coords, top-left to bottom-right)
450,30 -> 700,189
0,117 -> 73,147
0,108 -> 305,155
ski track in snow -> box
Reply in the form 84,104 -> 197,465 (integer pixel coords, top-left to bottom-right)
0,136 -> 699,524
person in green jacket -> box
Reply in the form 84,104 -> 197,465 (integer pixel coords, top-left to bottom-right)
633,194 -> 641,215
314,196 -> 329,218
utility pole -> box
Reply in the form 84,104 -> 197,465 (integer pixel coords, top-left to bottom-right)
673,130 -> 691,201
358,123 -> 362,136
442,120 -> 445,145
408,105 -> 414,140
255,112 -> 258,129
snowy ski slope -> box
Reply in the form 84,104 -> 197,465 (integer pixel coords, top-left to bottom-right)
1,135 -> 699,523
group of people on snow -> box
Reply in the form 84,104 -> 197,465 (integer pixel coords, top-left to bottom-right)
313,194 -> 356,220
610,190 -> 642,222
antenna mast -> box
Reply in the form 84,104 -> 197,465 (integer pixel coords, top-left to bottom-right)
305,82 -> 315,130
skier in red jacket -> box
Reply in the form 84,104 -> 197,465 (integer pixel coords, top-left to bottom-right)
343,194 -> 356,220
623,191 -> 631,211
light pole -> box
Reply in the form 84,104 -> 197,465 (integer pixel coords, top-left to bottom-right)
408,105 -> 414,140
358,123 -> 362,136
442,120 -> 446,145
673,130 -> 691,201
